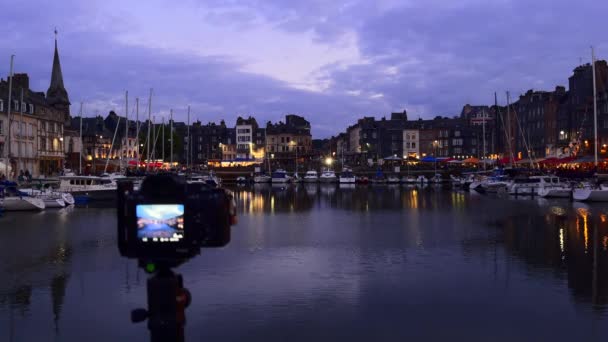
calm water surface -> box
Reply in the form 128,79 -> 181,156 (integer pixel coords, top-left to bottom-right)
1,184 -> 608,341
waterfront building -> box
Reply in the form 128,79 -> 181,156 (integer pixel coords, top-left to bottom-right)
0,36 -> 70,178
403,129 -> 420,158
265,114 -> 312,162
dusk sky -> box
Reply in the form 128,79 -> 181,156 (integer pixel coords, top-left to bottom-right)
1,0 -> 607,138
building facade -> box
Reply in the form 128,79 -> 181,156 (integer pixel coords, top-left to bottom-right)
0,36 -> 70,178
265,114 -> 312,160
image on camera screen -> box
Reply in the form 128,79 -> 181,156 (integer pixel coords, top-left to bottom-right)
136,204 -> 185,242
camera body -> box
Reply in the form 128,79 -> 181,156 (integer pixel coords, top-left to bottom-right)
117,174 -> 236,266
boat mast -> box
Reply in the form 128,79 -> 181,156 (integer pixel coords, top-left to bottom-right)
146,89 -> 152,172
18,88 -> 23,174
104,114 -> 121,173
135,97 -> 139,170
506,91 -> 516,168
162,117 -> 165,164
170,109 -> 173,168
79,102 -> 83,175
482,107 -> 486,171
187,106 -> 190,171
5,55 -> 14,179
123,90 -> 128,173
592,46 -> 598,167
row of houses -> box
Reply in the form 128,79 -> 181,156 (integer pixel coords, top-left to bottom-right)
0,38 -> 72,178
325,59 -> 608,165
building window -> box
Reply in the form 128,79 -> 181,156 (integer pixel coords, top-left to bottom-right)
411,142 -> 416,148
29,104 -> 34,113
40,137 -> 47,151
14,100 -> 19,111
454,131 -> 461,137
0,120 -> 3,135
0,99 -> 3,112
21,102 -> 26,112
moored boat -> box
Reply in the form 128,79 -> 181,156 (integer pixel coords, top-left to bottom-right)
573,184 -> 608,202
319,170 -> 337,183
253,174 -> 272,183
339,169 -> 356,184
537,176 -> 571,198
271,169 -> 290,183
304,170 -> 319,183
58,176 -> 118,203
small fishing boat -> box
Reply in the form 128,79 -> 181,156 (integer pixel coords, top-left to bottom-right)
304,170 -> 319,183
271,169 -> 290,183
253,173 -> 272,183
319,170 -> 337,183
339,169 -> 356,184
537,177 -> 571,198
387,175 -> 401,184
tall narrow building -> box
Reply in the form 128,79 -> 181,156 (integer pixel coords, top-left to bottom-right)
46,31 -> 70,123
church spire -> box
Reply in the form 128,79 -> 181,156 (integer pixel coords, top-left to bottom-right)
47,28 -> 70,111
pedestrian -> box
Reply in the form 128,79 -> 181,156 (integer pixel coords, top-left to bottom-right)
18,170 -> 25,183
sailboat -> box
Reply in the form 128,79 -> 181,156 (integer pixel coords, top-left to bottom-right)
0,181 -> 46,211
254,154 -> 272,183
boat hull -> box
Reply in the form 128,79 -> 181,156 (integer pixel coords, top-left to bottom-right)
319,177 -> 337,183
538,187 -> 571,198
44,198 -> 66,208
70,189 -> 117,203
573,188 -> 608,202
2,197 -> 46,211
253,176 -> 271,183
339,177 -> 356,184
304,177 -> 319,183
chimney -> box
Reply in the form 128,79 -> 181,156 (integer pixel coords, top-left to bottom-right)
11,73 -> 30,91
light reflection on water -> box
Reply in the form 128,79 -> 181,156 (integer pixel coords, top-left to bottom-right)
1,185 -> 608,341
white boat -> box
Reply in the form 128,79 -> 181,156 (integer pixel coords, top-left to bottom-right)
304,170 -> 319,183
508,176 -> 549,196
387,175 -> 401,184
450,175 -> 463,187
253,174 -> 271,183
339,169 -> 356,184
2,196 -> 46,211
319,170 -> 337,183
430,174 -> 443,184
19,189 -> 66,208
189,172 -> 221,187
0,184 -> 45,211
402,175 -> 417,184
271,169 -> 290,183
573,184 -> 608,202
236,176 -> 248,183
416,175 -> 429,184
537,177 -> 571,198
58,176 -> 118,202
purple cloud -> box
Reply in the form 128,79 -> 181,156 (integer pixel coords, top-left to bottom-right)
0,0 -> 607,138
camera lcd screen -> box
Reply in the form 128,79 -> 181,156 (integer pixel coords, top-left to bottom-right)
136,204 -> 185,242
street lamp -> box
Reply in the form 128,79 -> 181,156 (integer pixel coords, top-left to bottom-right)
325,157 -> 333,167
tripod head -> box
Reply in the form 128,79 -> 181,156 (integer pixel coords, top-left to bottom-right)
131,262 -> 191,342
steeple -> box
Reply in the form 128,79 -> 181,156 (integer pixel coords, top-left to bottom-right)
47,28 -> 70,116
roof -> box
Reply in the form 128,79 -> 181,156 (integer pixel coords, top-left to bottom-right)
46,38 -> 70,106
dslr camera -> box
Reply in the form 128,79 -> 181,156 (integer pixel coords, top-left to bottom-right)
117,174 -> 236,266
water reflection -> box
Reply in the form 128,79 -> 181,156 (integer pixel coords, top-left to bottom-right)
1,186 -> 608,340
233,184 -> 608,310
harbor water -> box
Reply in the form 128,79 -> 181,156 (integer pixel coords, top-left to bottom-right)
1,184 -> 608,341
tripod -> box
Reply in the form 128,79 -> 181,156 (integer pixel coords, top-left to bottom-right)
131,266 -> 191,342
